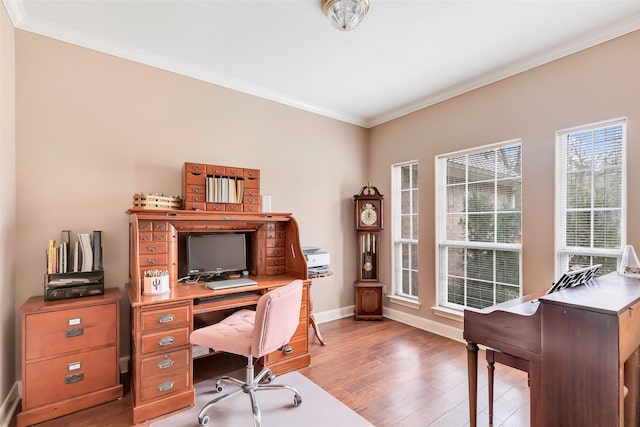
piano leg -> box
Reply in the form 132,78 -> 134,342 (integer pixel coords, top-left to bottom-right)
487,350 -> 495,426
467,342 -> 479,427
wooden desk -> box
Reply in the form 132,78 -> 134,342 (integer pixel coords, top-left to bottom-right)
126,210 -> 311,423
464,273 -> 640,426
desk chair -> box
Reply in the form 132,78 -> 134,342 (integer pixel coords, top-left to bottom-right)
189,279 -> 304,426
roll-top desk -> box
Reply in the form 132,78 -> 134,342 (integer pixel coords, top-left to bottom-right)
126,209 -> 310,423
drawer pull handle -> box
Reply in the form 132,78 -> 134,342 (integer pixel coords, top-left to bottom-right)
157,381 -> 175,392
157,359 -> 175,369
158,314 -> 175,324
147,258 -> 157,264
281,345 -> 293,355
158,336 -> 175,346
147,246 -> 157,252
65,373 -> 84,384
65,327 -> 84,338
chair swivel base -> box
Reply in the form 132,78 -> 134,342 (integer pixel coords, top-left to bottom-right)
197,358 -> 302,427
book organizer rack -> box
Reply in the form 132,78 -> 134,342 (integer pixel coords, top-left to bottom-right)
182,162 -> 260,212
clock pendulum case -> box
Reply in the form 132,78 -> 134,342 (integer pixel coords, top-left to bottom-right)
353,184 -> 385,320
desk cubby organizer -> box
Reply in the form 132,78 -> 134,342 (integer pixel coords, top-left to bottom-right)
182,162 -> 260,212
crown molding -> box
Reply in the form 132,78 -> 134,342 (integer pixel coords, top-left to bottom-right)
6,1 -> 640,129
366,12 -> 640,128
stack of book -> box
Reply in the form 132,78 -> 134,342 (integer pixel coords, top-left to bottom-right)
46,230 -> 103,274
206,176 -> 245,203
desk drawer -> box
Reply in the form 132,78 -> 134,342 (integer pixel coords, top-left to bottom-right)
141,327 -> 190,354
140,366 -> 190,402
265,333 -> 308,364
25,303 -> 116,360
141,348 -> 190,381
24,345 -> 117,409
141,303 -> 190,331
620,298 -> 640,361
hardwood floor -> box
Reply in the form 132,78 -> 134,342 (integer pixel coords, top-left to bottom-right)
11,318 -> 529,427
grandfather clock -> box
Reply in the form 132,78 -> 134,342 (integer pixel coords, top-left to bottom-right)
353,184 -> 385,320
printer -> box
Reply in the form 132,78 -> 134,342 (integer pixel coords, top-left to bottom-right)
303,247 -> 330,276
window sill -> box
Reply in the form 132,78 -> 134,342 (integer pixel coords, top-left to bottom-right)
431,306 -> 463,322
387,294 -> 421,310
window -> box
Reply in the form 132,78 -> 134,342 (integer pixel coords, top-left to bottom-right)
392,161 -> 418,299
437,141 -> 522,310
556,119 -> 626,278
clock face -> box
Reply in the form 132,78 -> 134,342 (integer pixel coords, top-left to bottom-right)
360,203 -> 377,226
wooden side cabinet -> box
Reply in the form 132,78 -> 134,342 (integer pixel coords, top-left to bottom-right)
18,288 -> 123,427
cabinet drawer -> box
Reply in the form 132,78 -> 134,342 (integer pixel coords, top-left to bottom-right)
140,348 -> 190,382
141,327 -> 190,354
185,193 -> 206,203
245,196 -> 259,205
185,172 -> 206,185
184,162 -> 206,174
266,257 -> 285,267
141,304 -> 190,331
265,334 -> 308,364
266,266 -> 285,275
140,366 -> 190,402
245,204 -> 260,213
185,202 -> 205,211
245,188 -> 260,198
25,303 -> 116,360
207,203 -> 226,212
226,204 -> 243,212
206,164 -> 226,175
226,167 -> 243,177
266,239 -> 285,248
139,253 -> 168,267
185,185 -> 206,195
139,221 -> 153,232
139,241 -> 168,255
266,247 -> 285,258
244,177 -> 260,189
243,169 -> 260,178
24,346 -> 117,409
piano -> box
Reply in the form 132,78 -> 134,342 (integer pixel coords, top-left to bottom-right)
464,272 -> 640,427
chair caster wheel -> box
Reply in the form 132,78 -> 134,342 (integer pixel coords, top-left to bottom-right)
293,394 -> 302,406
198,414 -> 210,425
215,380 -> 224,392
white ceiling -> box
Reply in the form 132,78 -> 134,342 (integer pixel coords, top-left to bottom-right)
5,1 -> 640,128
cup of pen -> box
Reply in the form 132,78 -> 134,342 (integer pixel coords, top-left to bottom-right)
143,269 -> 170,295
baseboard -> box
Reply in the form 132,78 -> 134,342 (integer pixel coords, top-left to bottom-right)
383,306 -> 464,343
313,304 -> 464,343
312,305 -> 354,324
0,382 -> 21,427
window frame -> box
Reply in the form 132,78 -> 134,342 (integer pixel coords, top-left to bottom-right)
391,160 -> 419,302
435,140 -> 523,312
555,118 -> 627,279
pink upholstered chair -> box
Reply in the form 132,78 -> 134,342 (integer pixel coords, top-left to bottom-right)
189,279 -> 304,426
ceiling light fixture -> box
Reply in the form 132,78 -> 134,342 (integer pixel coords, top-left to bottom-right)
321,0 -> 370,31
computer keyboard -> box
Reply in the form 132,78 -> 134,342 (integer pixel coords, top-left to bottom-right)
205,277 -> 257,291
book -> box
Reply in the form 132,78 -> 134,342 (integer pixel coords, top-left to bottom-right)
78,233 -> 93,272
93,230 -> 103,270
73,241 -> 79,272
47,239 -> 56,274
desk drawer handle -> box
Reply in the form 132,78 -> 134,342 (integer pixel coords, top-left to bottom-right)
157,359 -> 175,369
147,258 -> 158,264
65,373 -> 84,384
282,345 -> 293,355
158,336 -> 175,346
65,327 -> 84,338
157,381 -> 175,392
158,314 -> 175,324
